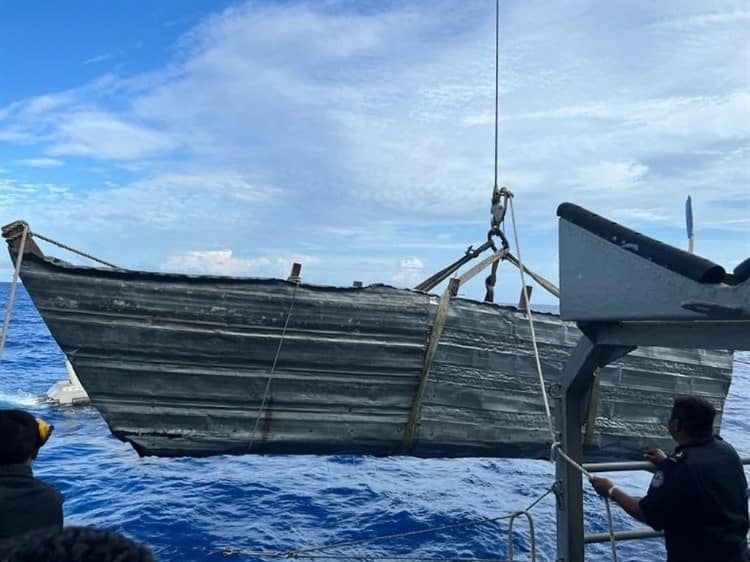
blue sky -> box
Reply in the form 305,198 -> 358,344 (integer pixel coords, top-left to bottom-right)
0,0 -> 748,304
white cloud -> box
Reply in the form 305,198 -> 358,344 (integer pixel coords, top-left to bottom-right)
0,0 -> 746,302
401,257 -> 424,269
48,112 -> 179,160
575,161 -> 649,192
0,130 -> 40,144
0,93 -> 75,121
83,54 -> 113,65
507,92 -> 750,145
651,10 -> 750,30
392,256 -> 425,286
14,157 -> 64,168
0,178 -> 72,210
610,208 -> 671,223
0,3 -> 746,221
164,249 -> 263,275
163,248 -> 320,277
50,169 -> 281,232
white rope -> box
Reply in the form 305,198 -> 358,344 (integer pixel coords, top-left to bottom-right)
604,496 -> 619,562
30,230 -> 120,269
552,444 -> 590,478
552,445 -> 619,560
507,197 -> 554,441
247,279 -> 301,452
508,198 -> 619,561
0,224 -> 28,362
221,552 -> 513,562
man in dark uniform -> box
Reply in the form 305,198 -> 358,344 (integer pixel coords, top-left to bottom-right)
0,409 -> 63,552
592,395 -> 750,562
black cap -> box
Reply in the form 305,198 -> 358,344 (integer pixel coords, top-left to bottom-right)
0,409 -> 51,464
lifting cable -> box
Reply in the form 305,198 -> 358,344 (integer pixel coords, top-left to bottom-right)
506,200 -> 619,561
220,2 -> 564,559
486,0 -> 617,555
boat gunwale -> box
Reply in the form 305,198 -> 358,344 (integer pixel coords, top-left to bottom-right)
12,248 -> 565,318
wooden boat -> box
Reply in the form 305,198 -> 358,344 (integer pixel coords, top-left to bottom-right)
1,210 -> 734,461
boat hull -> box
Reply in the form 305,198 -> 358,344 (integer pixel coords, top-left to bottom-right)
14,253 -> 733,460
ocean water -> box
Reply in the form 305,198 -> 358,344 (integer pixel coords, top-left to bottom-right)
0,284 -> 747,562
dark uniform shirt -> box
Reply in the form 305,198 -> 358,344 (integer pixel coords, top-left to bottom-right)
0,464 -> 63,548
639,436 -> 750,562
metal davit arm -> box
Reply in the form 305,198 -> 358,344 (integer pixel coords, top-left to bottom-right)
555,202 -> 750,561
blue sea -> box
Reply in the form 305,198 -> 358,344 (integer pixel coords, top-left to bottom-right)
0,285 -> 747,562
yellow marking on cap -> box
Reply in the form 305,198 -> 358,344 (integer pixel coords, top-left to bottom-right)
36,417 -> 53,446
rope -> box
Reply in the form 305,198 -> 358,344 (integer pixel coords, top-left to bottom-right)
221,486 -> 555,560
0,224 -> 28,362
604,496 -> 619,562
151,542 -> 516,562
552,444 -> 590,479
507,199 -> 619,560
247,279 -> 301,452
222,553 -> 514,562
29,231 -> 120,269
553,439 -> 620,561
507,197 -> 554,442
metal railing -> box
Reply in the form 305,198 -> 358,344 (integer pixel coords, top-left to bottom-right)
581,457 -> 750,544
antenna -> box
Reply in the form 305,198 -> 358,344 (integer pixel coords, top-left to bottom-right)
685,195 -> 694,254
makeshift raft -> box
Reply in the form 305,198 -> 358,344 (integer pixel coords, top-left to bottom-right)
1,207 -> 735,461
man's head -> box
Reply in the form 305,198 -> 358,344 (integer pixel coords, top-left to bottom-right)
6,527 -> 154,562
0,409 -> 53,465
667,395 -> 716,443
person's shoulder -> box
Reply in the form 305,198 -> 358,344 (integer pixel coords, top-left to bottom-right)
696,436 -> 743,465
711,435 -> 740,455
32,477 -> 63,504
659,449 -> 697,483
681,437 -> 743,477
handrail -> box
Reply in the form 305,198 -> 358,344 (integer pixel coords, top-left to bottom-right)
585,529 -> 663,544
583,456 -> 749,547
584,456 -> 750,474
